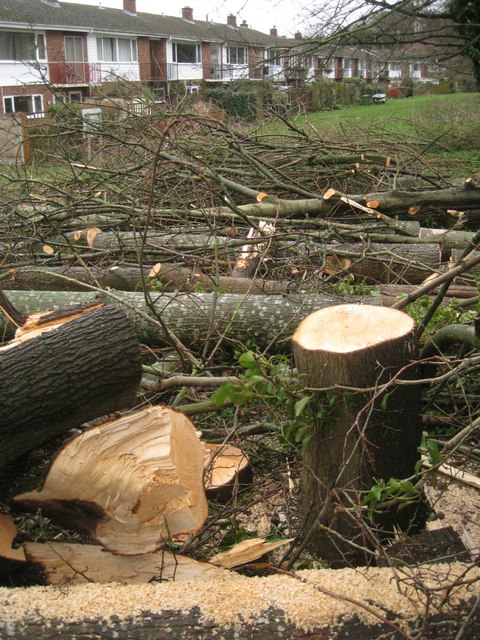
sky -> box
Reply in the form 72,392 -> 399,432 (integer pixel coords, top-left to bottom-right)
62,0 -> 312,38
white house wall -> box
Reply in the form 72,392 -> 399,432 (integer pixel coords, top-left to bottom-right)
0,61 -> 49,86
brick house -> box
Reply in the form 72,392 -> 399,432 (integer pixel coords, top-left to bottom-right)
0,0 -> 449,117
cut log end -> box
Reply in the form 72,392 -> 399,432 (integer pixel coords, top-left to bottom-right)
204,443 -> 252,501
14,406 -> 208,555
292,304 -> 415,354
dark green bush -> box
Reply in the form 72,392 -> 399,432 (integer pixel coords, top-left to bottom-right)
204,81 -> 273,121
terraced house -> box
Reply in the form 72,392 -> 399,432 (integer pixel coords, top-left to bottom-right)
0,0 -> 443,117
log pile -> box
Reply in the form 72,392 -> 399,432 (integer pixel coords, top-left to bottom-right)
0,107 -> 479,637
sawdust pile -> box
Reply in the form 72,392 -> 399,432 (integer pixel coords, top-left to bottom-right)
1,563 -> 478,631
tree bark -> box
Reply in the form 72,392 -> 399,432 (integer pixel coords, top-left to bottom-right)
320,242 -> 441,283
0,304 -> 141,468
7,264 -> 291,294
292,304 -> 423,566
0,291 -> 384,349
347,183 -> 480,216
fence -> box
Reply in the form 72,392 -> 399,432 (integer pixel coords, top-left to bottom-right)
0,113 -> 29,164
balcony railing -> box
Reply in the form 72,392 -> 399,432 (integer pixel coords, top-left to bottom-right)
210,64 -> 250,81
284,67 -> 308,81
167,62 -> 203,81
48,62 -> 90,84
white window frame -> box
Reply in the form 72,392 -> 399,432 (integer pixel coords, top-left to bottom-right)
226,46 -> 247,65
68,90 -> 83,103
4,94 -> 43,115
172,41 -> 201,64
96,37 -> 137,63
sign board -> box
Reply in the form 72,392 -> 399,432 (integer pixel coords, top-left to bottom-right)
81,107 -> 102,162
81,107 -> 102,130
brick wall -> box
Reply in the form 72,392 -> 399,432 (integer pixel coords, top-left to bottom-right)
248,47 -> 263,79
137,37 -> 150,81
46,31 -> 64,63
202,42 -> 211,80
149,39 -> 167,81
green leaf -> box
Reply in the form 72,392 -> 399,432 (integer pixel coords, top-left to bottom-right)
238,350 -> 257,369
294,395 -> 311,417
294,424 -> 310,443
301,431 -> 313,453
380,392 -> 391,411
245,373 -> 267,385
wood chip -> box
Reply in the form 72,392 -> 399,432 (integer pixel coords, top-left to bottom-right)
210,537 -> 293,569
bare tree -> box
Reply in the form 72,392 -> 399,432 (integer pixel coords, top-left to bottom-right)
303,0 -> 479,86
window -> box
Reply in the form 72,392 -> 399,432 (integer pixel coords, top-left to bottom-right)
4,94 -> 42,114
267,49 -> 284,65
65,36 -> 84,62
0,32 -> 46,61
118,38 -> 137,62
227,46 -> 247,65
186,84 -> 199,94
152,86 -> 166,102
96,37 -> 137,62
69,91 -> 82,103
172,42 -> 201,63
289,53 -> 311,68
36,34 -> 46,60
389,62 -> 401,72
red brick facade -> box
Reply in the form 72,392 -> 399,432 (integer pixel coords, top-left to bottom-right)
137,37 -> 150,82
201,42 -> 211,80
149,39 -> 167,81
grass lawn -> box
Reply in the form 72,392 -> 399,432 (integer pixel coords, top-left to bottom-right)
288,93 -> 480,177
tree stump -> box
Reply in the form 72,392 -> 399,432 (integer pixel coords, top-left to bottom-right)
0,304 -> 141,468
292,304 -> 423,566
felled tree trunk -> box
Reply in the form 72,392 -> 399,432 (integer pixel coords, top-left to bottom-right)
0,291 -> 384,349
344,182 -> 480,217
292,304 -> 423,566
8,264 -> 291,294
321,242 -> 440,283
0,304 -> 141,468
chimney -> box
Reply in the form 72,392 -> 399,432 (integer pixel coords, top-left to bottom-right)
182,6 -> 193,21
227,14 -> 237,28
240,20 -> 248,28
270,26 -> 278,38
294,31 -> 302,40
123,0 -> 136,15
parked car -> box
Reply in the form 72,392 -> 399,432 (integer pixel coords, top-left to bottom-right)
372,93 -> 387,104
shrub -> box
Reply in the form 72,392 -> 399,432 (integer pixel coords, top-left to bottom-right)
203,81 -> 272,121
